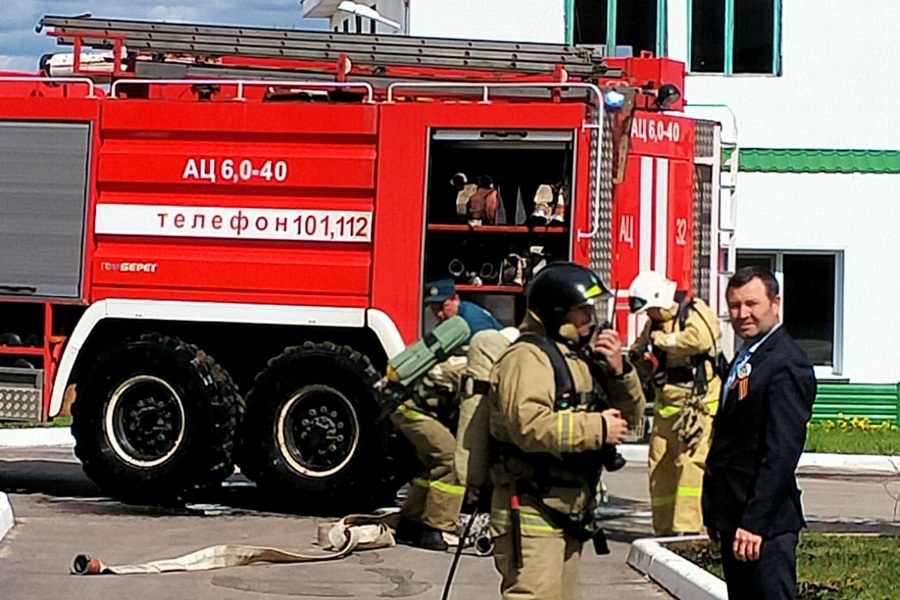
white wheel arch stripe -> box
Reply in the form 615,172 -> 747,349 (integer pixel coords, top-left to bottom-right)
50,299 -> 406,417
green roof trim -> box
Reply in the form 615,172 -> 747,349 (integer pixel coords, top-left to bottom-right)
732,149 -> 900,174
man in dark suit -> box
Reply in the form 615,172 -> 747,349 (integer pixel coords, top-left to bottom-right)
702,266 -> 817,599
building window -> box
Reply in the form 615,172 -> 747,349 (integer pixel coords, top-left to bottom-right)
689,0 -> 782,75
570,0 -> 668,57
736,251 -> 843,375
342,19 -> 349,33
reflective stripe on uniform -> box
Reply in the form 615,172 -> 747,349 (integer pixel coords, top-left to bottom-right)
650,486 -> 703,506
411,477 -> 465,496
395,404 -> 431,421
557,411 -> 574,453
491,507 -> 562,534
655,404 -> 681,418
655,399 -> 719,418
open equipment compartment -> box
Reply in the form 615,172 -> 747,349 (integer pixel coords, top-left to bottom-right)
422,128 -> 576,327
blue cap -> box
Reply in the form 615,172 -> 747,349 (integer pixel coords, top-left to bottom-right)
424,279 -> 456,304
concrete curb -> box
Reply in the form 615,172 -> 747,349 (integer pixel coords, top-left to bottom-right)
621,444 -> 899,474
0,493 -> 14,543
627,536 -> 727,600
0,427 -> 74,447
0,431 -> 896,474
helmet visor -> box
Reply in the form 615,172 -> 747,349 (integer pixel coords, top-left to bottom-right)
629,296 -> 648,314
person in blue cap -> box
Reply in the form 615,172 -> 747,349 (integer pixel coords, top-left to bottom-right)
391,279 -> 502,551
423,279 -> 502,342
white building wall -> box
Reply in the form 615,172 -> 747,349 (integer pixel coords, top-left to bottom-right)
737,173 -> 900,382
668,0 -> 900,382
671,0 -> 900,149
319,0 -> 564,41
409,0 -> 564,43
305,0 -> 900,382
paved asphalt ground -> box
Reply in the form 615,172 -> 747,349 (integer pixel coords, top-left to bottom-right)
0,446 -> 671,600
1,445 -> 898,599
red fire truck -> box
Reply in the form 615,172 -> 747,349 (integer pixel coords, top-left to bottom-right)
0,16 -> 733,511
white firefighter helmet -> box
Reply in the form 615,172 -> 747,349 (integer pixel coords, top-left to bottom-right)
628,270 -> 677,314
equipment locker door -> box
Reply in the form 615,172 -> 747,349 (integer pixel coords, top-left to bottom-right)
0,121 -> 90,299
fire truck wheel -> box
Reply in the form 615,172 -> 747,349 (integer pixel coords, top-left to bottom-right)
238,342 -> 394,513
72,333 -> 244,503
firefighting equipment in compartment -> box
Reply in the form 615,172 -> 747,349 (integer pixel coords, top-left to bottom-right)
71,512 -> 397,575
550,184 -> 567,226
529,184 -> 567,227
500,254 -> 528,286
514,186 -> 527,225
452,173 -> 477,221
383,316 -> 471,389
455,327 -> 520,491
0,332 -> 23,346
527,246 -> 548,280
479,262 -> 499,284
466,176 -> 499,226
628,270 -> 677,314
529,184 -> 554,226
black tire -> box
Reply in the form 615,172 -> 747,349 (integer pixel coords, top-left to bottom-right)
71,333 -> 244,503
237,342 -> 397,514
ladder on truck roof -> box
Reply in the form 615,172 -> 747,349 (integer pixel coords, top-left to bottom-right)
37,15 -> 622,88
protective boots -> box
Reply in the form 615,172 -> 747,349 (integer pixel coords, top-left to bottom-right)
529,183 -> 567,227
394,516 -> 449,552
529,184 -> 554,226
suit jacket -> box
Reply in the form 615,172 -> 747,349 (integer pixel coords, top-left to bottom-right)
702,326 -> 817,537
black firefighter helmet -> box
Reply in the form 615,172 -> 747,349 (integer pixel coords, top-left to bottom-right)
525,262 -> 611,338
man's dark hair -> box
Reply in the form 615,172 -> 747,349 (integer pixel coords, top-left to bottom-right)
727,266 -> 779,300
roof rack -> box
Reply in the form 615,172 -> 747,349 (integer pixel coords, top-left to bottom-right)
38,15 -> 621,86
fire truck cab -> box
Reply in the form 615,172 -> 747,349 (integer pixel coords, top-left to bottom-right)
0,16 -> 733,511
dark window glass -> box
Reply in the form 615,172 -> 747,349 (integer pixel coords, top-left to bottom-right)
574,0 -> 608,45
691,0 -> 725,72
342,19 -> 350,33
356,15 -> 363,33
733,0 -> 775,73
783,254 -> 835,366
736,253 -> 775,272
616,0 -> 658,56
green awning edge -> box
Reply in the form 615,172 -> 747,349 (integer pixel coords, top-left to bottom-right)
723,148 -> 900,174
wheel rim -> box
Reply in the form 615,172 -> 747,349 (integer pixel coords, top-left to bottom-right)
104,375 -> 186,468
276,384 -> 360,478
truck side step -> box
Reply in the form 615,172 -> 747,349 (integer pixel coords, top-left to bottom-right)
0,367 -> 44,422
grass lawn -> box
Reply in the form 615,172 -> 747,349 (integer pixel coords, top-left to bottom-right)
805,421 -> 900,455
0,415 -> 72,429
669,533 -> 900,600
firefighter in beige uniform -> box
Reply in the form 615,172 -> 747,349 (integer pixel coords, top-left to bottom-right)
392,279 -> 502,551
628,270 -> 722,536
489,263 -> 645,600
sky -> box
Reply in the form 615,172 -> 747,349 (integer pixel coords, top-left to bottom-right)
0,1 -> 329,73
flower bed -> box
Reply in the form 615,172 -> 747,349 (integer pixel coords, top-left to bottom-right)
805,416 -> 900,455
